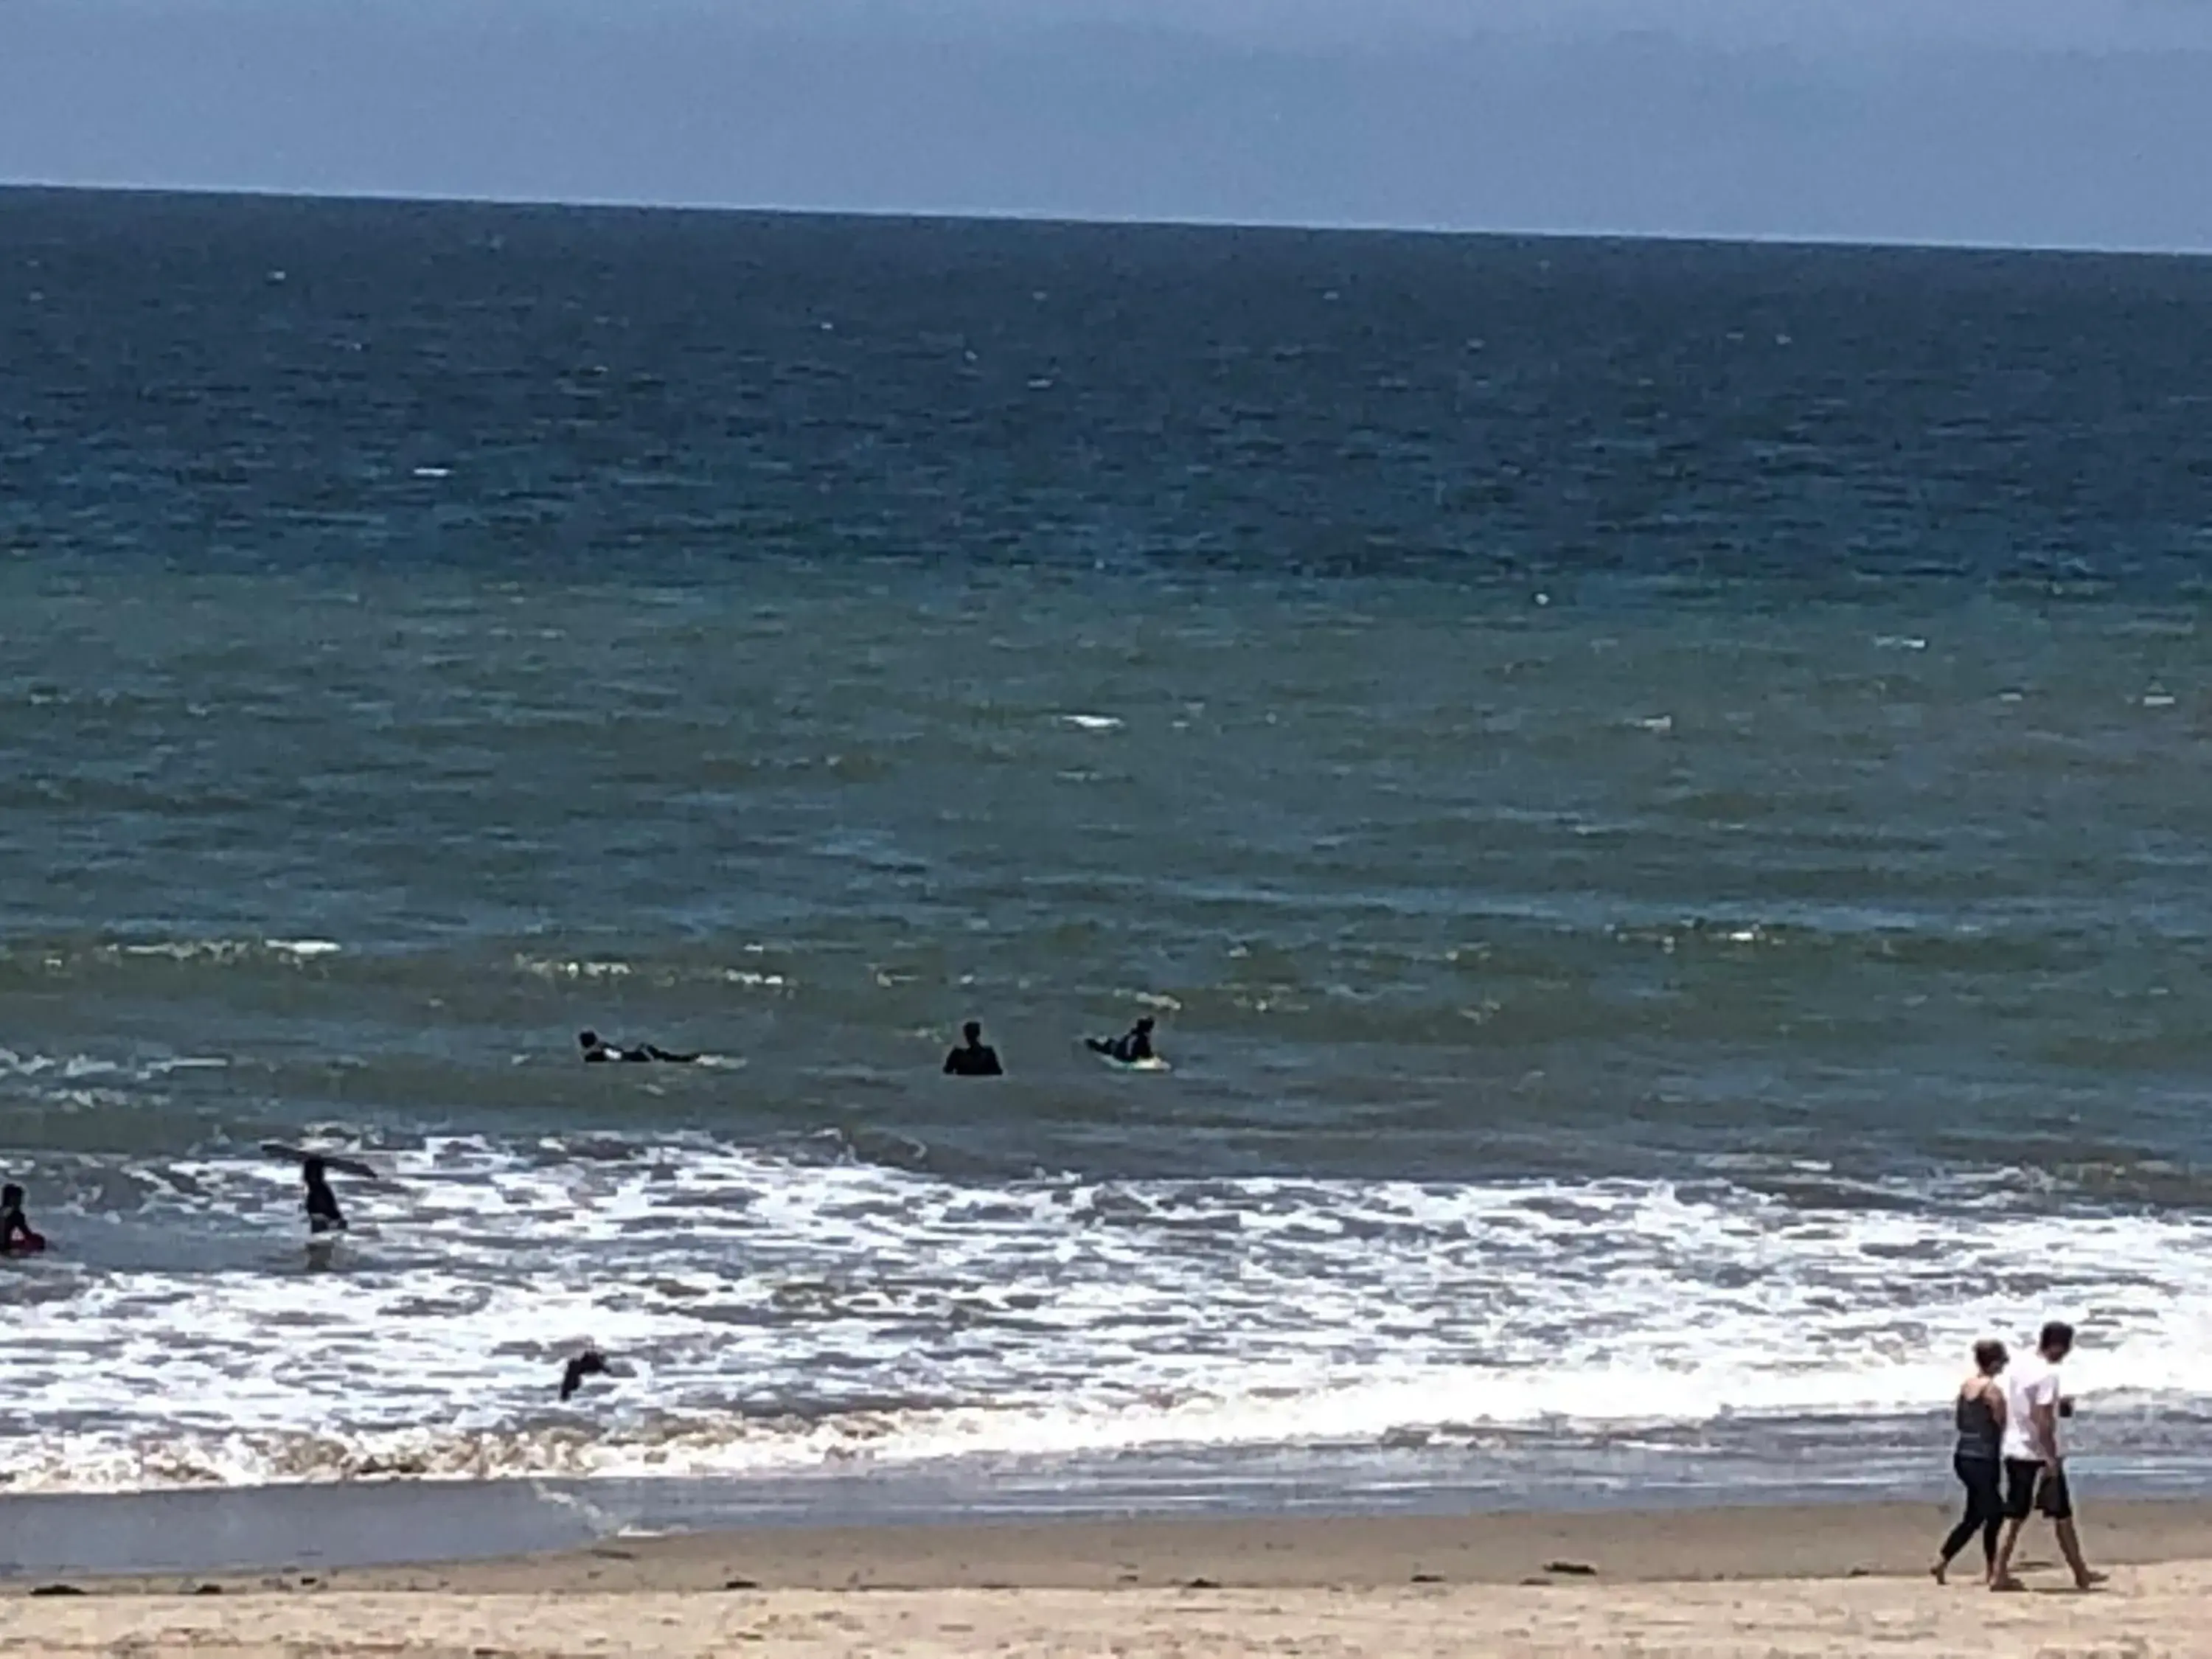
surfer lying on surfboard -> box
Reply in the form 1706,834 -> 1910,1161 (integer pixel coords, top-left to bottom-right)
1,1183 -> 46,1255
1085,1016 -> 1158,1065
578,1030 -> 699,1065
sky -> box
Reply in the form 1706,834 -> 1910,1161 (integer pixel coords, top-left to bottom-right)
2,1 -> 2209,250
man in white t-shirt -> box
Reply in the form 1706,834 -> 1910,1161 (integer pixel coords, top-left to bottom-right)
1990,1320 -> 2101,1592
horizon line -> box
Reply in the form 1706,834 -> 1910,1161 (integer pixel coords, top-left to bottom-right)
4,178 -> 2209,263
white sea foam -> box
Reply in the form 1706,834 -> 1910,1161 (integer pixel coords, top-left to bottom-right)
510,956 -> 787,992
119,941 -> 242,962
0,1048 -> 119,1079
86,937 -> 344,969
5,1138 -> 2211,1493
3,1048 -> 226,1084
515,955 -> 633,981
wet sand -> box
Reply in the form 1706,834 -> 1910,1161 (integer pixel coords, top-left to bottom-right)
10,1498 -> 2212,1655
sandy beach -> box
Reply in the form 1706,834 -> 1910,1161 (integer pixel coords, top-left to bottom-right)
11,1500 -> 2212,1655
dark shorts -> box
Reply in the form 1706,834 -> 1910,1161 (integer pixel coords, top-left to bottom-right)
2003,1458 -> 2073,1522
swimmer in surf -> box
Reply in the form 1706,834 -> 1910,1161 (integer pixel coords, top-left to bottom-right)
943,1021 -> 1004,1077
1,1183 -> 45,1253
577,1030 -> 699,1065
1086,1016 -> 1157,1064
302,1158 -> 347,1235
560,1348 -> 612,1402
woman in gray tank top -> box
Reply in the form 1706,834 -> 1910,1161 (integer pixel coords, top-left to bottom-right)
1932,1339 -> 2010,1585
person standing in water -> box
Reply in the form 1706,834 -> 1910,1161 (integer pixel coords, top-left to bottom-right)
1,1182 -> 45,1253
302,1158 -> 347,1235
1932,1339 -> 2008,1585
1087,1016 -> 1156,1064
944,1021 -> 1004,1077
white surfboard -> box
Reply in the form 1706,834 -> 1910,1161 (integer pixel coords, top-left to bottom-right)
1090,1050 -> 1171,1073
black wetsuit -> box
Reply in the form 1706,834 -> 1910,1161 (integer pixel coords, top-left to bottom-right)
305,1177 -> 347,1235
0,1203 -> 41,1252
944,1042 -> 1004,1077
585,1042 -> 698,1065
1088,1027 -> 1155,1063
560,1350 -> 611,1402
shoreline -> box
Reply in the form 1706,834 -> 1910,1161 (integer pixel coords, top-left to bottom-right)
13,1492 -> 2212,1592
213,1498 -> 2212,1594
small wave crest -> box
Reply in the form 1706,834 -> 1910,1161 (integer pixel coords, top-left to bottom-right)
0,936 -> 346,985
0,1363 -> 1958,1493
511,953 -> 792,991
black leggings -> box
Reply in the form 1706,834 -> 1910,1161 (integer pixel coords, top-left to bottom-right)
1939,1454 -> 2005,1570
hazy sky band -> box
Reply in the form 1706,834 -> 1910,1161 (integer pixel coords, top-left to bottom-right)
2,1 -> 2208,250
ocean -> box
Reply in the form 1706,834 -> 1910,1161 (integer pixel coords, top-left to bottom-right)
4,187 -> 2212,1515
